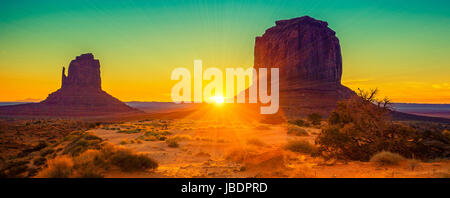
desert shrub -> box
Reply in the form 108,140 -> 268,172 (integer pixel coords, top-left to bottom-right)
36,144 -> 158,177
159,136 -> 167,141
27,167 -> 39,177
316,88 -> 450,161
137,135 -> 158,141
166,139 -> 179,148
287,127 -> 309,136
443,129 -> 450,139
285,140 -> 317,155
5,165 -> 29,178
40,148 -> 55,157
159,131 -> 172,136
288,120 -> 307,127
120,139 -> 128,145
247,138 -> 266,147
118,128 -> 142,134
71,150 -> 104,178
33,157 -> 47,166
307,113 -> 322,125
105,147 -> 157,172
17,141 -> 47,157
170,134 -> 192,141
95,144 -> 158,172
136,131 -> 171,142
63,132 -> 103,156
0,160 -> 29,178
370,151 -> 405,166
37,156 -> 73,178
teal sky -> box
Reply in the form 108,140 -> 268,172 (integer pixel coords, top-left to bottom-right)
1,0 -> 449,103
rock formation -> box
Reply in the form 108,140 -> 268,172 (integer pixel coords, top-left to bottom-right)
253,16 -> 355,117
0,53 -> 139,117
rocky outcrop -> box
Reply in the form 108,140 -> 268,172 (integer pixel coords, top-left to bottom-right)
255,16 -> 342,85
61,53 -> 101,90
0,53 -> 139,117
254,16 -> 355,117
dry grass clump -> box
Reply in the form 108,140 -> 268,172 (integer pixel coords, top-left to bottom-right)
247,138 -> 266,147
36,144 -> 158,177
284,140 -> 317,155
166,139 -> 179,148
100,145 -> 158,172
165,134 -> 192,148
370,151 -> 405,166
136,130 -> 172,142
195,136 -> 212,142
118,128 -> 143,134
63,131 -> 103,156
443,129 -> 450,139
36,156 -> 73,178
287,126 -> 309,136
170,134 -> 193,141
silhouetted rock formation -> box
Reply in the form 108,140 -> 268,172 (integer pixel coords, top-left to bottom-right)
61,53 -> 101,90
0,53 -> 139,117
254,16 -> 355,117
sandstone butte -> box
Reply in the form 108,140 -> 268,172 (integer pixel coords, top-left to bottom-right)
251,16 -> 355,118
0,53 -> 140,117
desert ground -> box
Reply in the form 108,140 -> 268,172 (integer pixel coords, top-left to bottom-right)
90,118 -> 449,178
1,115 -> 449,178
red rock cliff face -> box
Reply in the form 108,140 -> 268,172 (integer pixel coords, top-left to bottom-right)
62,53 -> 101,90
254,16 -> 354,117
255,16 -> 342,86
0,53 -> 139,117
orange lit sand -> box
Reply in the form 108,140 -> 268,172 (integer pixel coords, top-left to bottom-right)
90,117 -> 449,178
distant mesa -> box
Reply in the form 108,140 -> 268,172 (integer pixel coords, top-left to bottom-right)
253,16 -> 355,117
0,53 -> 139,117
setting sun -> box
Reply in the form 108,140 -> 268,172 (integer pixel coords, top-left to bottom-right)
209,96 -> 225,104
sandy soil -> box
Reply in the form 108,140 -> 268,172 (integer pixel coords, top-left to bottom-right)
90,119 -> 450,178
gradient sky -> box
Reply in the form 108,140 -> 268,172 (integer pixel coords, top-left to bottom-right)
1,0 -> 449,103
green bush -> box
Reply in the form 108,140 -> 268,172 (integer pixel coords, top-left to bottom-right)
316,89 -> 450,161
